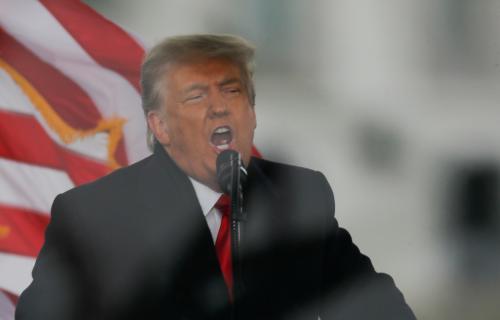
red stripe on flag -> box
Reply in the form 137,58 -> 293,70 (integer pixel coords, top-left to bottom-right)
0,110 -> 64,169
61,149 -> 111,186
0,109 -> 111,186
0,205 -> 50,258
0,30 -> 101,131
40,0 -> 144,93
115,139 -> 128,168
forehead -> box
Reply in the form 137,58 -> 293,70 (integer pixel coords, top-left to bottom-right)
165,58 -> 242,90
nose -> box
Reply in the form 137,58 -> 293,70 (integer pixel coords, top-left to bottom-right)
208,91 -> 229,118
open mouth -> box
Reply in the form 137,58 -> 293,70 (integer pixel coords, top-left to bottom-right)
211,125 -> 233,151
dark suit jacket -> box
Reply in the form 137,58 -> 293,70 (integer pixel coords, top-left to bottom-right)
16,145 -> 415,319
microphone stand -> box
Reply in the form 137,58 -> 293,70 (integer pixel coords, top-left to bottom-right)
229,152 -> 246,319
216,150 -> 247,319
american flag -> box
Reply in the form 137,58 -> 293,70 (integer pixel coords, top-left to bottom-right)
0,1 -> 148,318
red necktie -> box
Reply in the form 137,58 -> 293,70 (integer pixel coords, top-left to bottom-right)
214,194 -> 233,299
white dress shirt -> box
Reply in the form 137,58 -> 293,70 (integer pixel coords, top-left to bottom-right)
188,177 -> 223,243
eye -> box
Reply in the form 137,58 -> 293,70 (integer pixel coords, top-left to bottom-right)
223,87 -> 241,96
184,93 -> 205,103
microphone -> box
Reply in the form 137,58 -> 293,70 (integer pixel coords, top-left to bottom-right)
216,149 -> 247,195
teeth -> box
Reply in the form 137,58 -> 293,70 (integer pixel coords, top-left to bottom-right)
215,127 -> 230,134
216,144 -> 229,150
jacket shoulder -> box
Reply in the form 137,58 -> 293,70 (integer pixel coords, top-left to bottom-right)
250,157 -> 321,178
249,157 -> 330,190
249,157 -> 334,209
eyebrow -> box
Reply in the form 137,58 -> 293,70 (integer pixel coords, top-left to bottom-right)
181,77 -> 242,96
217,77 -> 241,87
182,83 -> 208,95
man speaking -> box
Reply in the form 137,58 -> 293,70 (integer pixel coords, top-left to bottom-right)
16,34 -> 415,319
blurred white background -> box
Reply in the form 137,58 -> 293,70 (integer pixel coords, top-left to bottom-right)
84,1 -> 500,319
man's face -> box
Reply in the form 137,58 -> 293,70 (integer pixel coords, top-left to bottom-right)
148,58 -> 256,191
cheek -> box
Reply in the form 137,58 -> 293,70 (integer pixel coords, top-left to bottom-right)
164,121 -> 186,148
245,110 -> 257,133
166,113 -> 190,142
250,110 -> 256,130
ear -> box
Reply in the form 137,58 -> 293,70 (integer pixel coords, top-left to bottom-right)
147,110 -> 171,146
251,106 -> 257,130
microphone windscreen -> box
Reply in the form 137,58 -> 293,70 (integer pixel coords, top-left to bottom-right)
216,150 -> 239,194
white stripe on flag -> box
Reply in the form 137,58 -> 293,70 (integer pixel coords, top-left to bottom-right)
0,157 -> 74,215
0,0 -> 149,162
0,67 -> 33,115
0,252 -> 35,296
0,290 -> 15,320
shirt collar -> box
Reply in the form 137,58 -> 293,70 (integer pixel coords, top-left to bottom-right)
188,177 -> 222,217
